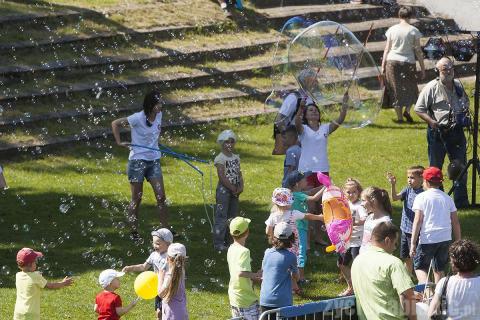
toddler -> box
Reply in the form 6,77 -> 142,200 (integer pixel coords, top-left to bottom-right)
159,243 -> 188,320
281,125 -> 301,188
213,129 -> 244,251
337,178 -> 367,296
122,228 -> 173,318
284,171 -> 324,284
387,165 -> 424,272
95,269 -> 138,319
14,248 -> 73,320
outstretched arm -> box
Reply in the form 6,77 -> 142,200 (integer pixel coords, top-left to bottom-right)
116,297 -> 139,317
329,93 -> 348,133
414,37 -> 425,80
122,262 -> 150,273
306,187 -> 326,202
295,103 -> 305,135
45,276 -> 73,289
386,172 -> 402,201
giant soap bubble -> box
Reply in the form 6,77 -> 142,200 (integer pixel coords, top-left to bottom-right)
288,21 -> 383,128
266,16 -> 315,109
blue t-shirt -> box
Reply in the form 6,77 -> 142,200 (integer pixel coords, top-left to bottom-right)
282,145 -> 301,187
292,191 -> 308,231
400,186 -> 424,233
260,248 -> 298,308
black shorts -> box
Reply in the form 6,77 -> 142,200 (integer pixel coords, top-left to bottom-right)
337,247 -> 360,266
413,241 -> 450,272
155,295 -> 162,311
400,231 -> 412,259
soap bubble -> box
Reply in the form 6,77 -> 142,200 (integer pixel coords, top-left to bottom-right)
59,203 -> 70,214
266,16 -> 316,110
22,224 -> 30,232
1,265 -> 11,275
288,21 -> 382,128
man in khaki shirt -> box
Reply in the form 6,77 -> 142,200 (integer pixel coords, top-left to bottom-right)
414,57 -> 469,208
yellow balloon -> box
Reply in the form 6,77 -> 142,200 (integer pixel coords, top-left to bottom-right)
134,271 -> 158,300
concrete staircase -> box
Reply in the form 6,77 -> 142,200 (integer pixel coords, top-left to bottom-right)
0,0 -> 472,157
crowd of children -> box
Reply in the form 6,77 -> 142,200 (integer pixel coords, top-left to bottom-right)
13,127 -> 466,320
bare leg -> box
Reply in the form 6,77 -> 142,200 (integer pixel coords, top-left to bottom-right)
128,182 -> 144,232
338,264 -> 353,295
150,177 -> 168,228
299,268 -> 305,281
415,269 -> 428,285
433,270 -> 445,284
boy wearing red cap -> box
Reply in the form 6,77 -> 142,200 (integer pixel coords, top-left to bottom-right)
14,248 -> 73,320
410,167 -> 461,285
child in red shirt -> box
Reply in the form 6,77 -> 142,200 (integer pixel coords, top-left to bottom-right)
95,269 -> 138,320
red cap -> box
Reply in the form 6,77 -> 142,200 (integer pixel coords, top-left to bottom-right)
16,248 -> 43,265
423,167 -> 443,182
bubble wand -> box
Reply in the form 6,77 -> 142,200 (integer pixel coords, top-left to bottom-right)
129,143 -> 215,232
344,22 -> 374,94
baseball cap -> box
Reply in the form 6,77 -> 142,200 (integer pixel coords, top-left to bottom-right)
151,228 -> 173,243
16,248 -> 43,266
274,222 -> 293,240
98,269 -> 125,288
229,217 -> 251,236
271,187 -> 294,206
423,166 -> 443,182
167,243 -> 187,258
283,170 -> 313,188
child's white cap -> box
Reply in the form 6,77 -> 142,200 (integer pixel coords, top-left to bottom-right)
99,269 -> 125,288
167,243 -> 186,258
274,222 -> 293,240
151,228 -> 173,243
217,130 -> 236,145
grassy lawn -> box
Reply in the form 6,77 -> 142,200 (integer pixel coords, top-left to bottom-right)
0,110 -> 479,319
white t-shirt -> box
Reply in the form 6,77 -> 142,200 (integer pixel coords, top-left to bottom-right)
145,251 -> 168,273
127,111 -> 162,161
434,275 -> 480,320
360,214 -> 392,253
412,188 -> 457,244
349,200 -> 368,247
298,123 -> 330,173
386,24 -> 422,64
279,92 -> 313,126
214,152 -> 241,186
265,210 -> 305,227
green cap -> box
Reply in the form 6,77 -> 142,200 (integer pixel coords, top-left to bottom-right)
229,217 -> 251,236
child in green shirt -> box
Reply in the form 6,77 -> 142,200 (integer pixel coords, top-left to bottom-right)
227,217 -> 261,320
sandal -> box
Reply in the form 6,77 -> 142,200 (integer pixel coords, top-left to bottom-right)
338,288 -> 354,297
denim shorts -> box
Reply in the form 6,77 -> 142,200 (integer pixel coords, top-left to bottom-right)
400,231 -> 412,259
127,159 -> 162,183
413,240 -> 450,272
337,246 -> 360,266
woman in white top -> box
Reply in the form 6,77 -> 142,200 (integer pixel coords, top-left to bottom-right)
428,239 -> 480,320
381,6 -> 425,123
294,93 -> 348,188
111,91 -> 169,239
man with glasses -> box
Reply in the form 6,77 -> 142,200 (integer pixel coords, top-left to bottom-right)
414,57 -> 470,208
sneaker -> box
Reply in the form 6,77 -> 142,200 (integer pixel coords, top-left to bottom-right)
220,2 -> 232,16
403,111 -> 414,123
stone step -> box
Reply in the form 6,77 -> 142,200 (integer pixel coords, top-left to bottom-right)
0,8 -> 83,27
0,17 -> 416,79
0,33 -> 471,106
0,2 -> 401,55
249,0 -> 348,9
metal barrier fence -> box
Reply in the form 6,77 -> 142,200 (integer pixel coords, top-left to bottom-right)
258,296 -> 357,320
230,285 -> 426,320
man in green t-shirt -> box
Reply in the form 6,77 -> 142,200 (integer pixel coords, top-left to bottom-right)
351,222 -> 417,320
227,217 -> 262,320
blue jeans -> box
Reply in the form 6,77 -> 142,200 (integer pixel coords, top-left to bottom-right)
427,126 -> 468,206
213,185 -> 239,248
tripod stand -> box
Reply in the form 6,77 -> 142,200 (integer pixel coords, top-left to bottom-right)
447,32 -> 480,206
